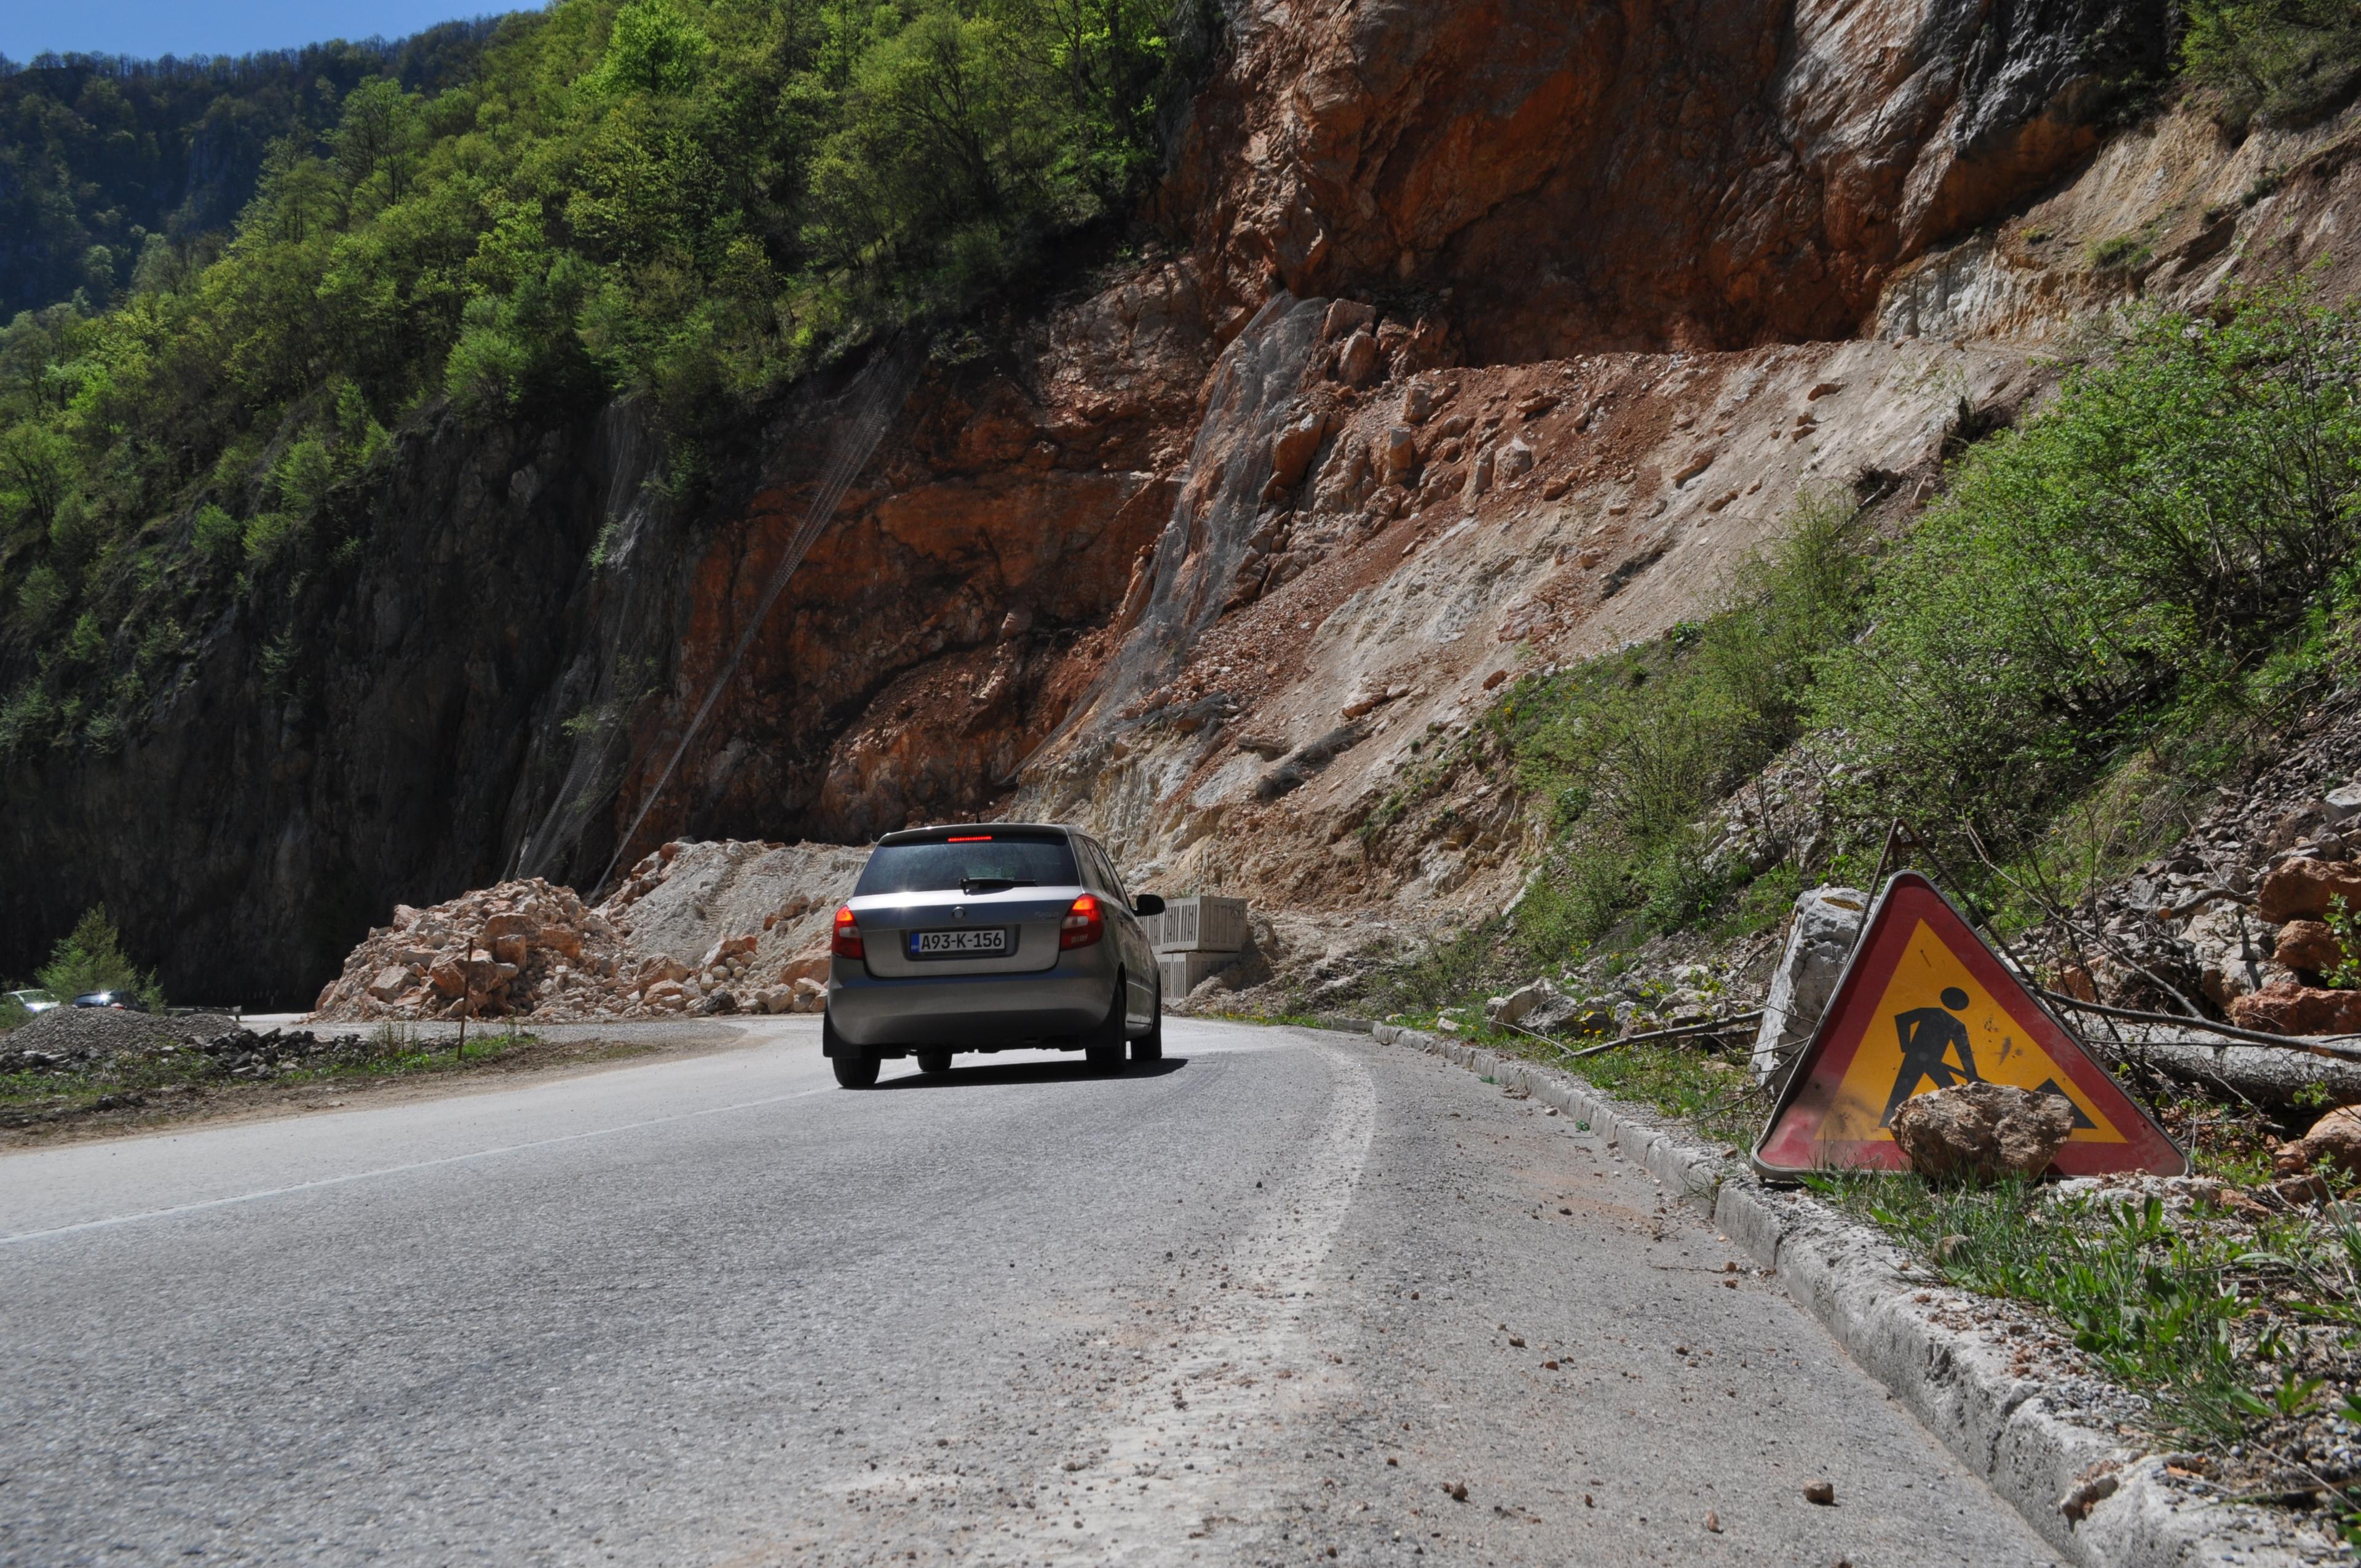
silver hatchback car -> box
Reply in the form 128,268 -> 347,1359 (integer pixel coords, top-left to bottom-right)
821,822 -> 1167,1087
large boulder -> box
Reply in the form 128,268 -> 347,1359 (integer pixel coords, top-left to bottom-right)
2258,858 -> 2361,924
1750,886 -> 1868,1083
2275,919 -> 2350,978
1485,980 -> 1553,1028
1268,412 -> 1329,490
1890,1082 -> 2076,1184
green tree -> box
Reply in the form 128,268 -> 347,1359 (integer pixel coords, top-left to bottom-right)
36,905 -> 162,1007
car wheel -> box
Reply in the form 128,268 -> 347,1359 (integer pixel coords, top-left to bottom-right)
916,1049 -> 953,1075
825,1010 -> 880,1089
1085,980 -> 1128,1074
1133,973 -> 1163,1064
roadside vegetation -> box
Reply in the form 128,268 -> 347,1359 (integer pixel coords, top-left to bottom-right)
0,0 -> 1195,759
1350,285 -> 2361,1508
33,905 -> 162,1008
0,1021 -> 664,1136
1,903 -> 160,1031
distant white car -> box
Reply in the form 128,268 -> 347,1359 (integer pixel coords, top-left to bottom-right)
6,989 -> 60,1014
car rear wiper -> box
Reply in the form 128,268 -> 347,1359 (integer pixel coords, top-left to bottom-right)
959,877 -> 1037,894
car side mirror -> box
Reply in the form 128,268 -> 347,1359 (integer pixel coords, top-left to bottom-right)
1133,893 -> 1166,917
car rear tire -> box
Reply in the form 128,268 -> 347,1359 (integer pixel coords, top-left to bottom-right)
825,1010 -> 880,1089
1085,980 -> 1128,1074
1133,973 -> 1163,1064
916,1050 -> 953,1075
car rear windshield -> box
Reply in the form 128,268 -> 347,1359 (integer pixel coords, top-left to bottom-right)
855,836 -> 1079,896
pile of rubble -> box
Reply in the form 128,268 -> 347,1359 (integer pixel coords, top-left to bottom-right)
308,839 -> 868,1023
0,1005 -> 242,1069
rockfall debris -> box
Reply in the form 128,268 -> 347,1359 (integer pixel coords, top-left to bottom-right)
1889,1082 -> 2078,1184
309,839 -> 864,1023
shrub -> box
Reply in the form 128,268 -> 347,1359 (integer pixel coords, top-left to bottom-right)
1813,287 -> 2361,869
192,504 -> 245,564
2183,0 -> 2361,129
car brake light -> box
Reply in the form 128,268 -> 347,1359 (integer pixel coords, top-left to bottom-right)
946,834 -> 992,842
831,905 -> 864,960
1060,893 -> 1104,950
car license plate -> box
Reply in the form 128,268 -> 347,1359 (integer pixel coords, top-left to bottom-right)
909,928 -> 1009,957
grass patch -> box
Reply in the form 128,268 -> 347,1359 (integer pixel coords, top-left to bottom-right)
2088,232 -> 2156,272
0,1024 -> 548,1127
1417,1015 -> 1767,1149
1495,488 -> 1869,965
1811,1171 -> 2361,1457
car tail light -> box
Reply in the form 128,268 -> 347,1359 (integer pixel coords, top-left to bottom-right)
1060,893 -> 1104,950
831,905 -> 864,960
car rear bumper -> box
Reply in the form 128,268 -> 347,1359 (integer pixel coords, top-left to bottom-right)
825,954 -> 1115,1050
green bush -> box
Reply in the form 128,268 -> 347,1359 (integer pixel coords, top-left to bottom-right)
191,505 -> 245,564
1814,287 -> 2361,873
35,906 -> 163,1009
2183,0 -> 2361,129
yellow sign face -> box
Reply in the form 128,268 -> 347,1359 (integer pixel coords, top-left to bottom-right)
1813,919 -> 2127,1148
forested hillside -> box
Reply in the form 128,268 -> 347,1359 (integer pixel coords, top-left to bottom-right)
0,0 -> 1188,761
0,28 -> 497,320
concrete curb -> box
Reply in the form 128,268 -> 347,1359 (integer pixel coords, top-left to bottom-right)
1369,1021 -> 2335,1567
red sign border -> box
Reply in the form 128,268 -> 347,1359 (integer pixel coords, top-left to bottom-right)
1750,871 -> 2186,1179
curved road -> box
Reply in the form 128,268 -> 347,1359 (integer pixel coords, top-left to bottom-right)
0,1018 -> 2056,1566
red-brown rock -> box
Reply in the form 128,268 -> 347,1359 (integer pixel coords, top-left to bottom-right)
2258,858 -> 2361,924
2229,980 -> 2361,1037
2275,919 -> 2349,976
2274,1106 -> 2361,1178
1889,1082 -> 2076,1184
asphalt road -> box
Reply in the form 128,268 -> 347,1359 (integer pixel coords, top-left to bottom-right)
0,1018 -> 2058,1566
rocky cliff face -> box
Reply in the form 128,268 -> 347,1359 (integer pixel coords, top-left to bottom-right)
6,0 -> 2314,1006
1160,0 -> 2169,355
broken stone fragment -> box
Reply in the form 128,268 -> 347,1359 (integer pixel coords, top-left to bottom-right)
1381,426 -> 1420,484
2258,857 -> 2361,923
2231,978 -> 2361,1035
2274,1105 -> 2361,1178
2274,919 -> 2348,976
1749,886 -> 1867,1083
1485,980 -> 1555,1027
1269,412 -> 1329,491
1337,329 -> 1384,387
1889,1082 -> 2076,1184
700,932 -> 759,970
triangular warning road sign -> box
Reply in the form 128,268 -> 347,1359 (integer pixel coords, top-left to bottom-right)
1752,871 -> 2185,1179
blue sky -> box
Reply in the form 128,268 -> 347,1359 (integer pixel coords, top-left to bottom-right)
1,2 -> 510,62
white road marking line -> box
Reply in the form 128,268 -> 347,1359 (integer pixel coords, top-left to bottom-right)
0,1085 -> 838,1248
